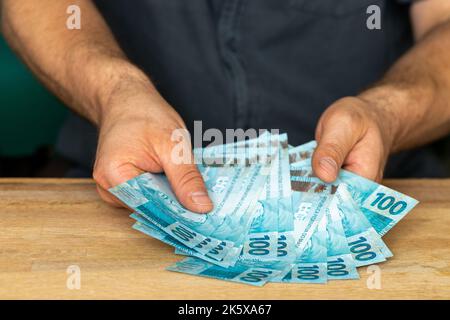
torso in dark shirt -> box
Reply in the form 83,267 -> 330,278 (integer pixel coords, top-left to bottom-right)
57,0 -> 446,178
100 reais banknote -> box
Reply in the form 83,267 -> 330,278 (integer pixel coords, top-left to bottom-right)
109,133 -> 419,286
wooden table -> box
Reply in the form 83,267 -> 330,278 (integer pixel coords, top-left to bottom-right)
0,178 -> 448,299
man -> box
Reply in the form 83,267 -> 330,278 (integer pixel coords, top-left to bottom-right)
2,0 -> 450,213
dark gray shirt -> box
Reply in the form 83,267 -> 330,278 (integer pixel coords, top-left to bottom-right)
57,0 -> 446,178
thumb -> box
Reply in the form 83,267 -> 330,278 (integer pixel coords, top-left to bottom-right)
162,156 -> 213,214
312,106 -> 365,182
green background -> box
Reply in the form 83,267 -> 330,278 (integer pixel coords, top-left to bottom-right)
0,36 -> 67,157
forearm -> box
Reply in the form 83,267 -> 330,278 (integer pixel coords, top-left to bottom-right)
1,0 -> 155,126
359,20 -> 450,152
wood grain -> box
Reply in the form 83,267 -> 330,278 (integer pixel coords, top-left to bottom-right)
0,178 -> 448,299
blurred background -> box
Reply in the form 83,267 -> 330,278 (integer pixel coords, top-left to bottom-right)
0,34 -> 449,178
0,35 -> 70,177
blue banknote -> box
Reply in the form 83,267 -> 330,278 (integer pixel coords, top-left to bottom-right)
333,184 -> 393,259
336,170 -> 419,236
194,135 -> 283,250
131,213 -> 240,267
195,130 -> 281,152
242,134 -> 291,262
133,221 -> 233,268
324,198 -> 360,280
290,177 -> 330,254
273,215 -> 328,284
290,176 -> 388,266
194,131 -> 279,167
166,257 -> 282,286
288,142 -> 419,236
276,146 -> 296,262
200,133 -> 292,263
292,176 -> 389,266
110,163 -> 267,261
288,141 -> 317,164
110,137 -> 420,286
330,183 -> 389,266
241,197 -> 280,262
200,164 -> 269,246
203,135 -> 287,261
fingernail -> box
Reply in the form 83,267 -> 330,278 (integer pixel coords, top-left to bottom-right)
190,191 -> 213,206
319,157 -> 338,179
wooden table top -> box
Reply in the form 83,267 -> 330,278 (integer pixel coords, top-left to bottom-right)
0,178 -> 448,299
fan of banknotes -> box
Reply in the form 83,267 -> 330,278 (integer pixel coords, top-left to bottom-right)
110,132 -> 419,286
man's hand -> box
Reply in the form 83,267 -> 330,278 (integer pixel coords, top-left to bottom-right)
1,0 -> 213,213
313,1 -> 450,183
93,78 -> 213,213
312,96 -> 394,183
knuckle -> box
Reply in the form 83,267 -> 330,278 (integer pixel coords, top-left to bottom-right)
353,163 -> 378,181
92,164 -> 111,189
96,185 -> 121,207
334,96 -> 363,109
96,184 -> 109,201
176,167 -> 204,191
364,170 -> 379,181
329,97 -> 367,127
96,184 -> 106,198
337,108 -> 364,128
320,141 -> 346,162
92,169 -> 105,185
345,108 -> 365,125
93,159 -> 124,188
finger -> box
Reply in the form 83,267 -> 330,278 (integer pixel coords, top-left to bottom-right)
342,136 -> 386,182
96,184 -> 124,207
94,160 -> 145,186
162,154 -> 213,214
312,106 -> 366,183
93,161 -> 144,208
345,162 -> 384,183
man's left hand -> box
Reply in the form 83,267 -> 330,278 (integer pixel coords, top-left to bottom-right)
312,96 -> 396,183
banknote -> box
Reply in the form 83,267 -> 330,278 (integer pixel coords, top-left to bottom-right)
133,221 -> 232,268
292,176 -> 389,266
335,170 -> 419,236
273,215 -> 328,284
241,197 -> 280,262
324,198 -> 360,280
199,164 -> 268,246
111,136 -> 420,286
200,133 -> 292,263
330,183 -> 389,266
242,134 -> 290,262
195,131 -> 281,153
110,163 -> 267,261
333,184 -> 393,259
276,145 -> 295,262
290,179 -> 330,255
288,141 -> 317,164
166,257 -> 283,286
239,135 -> 282,262
195,131 -> 279,166
169,166 -> 329,284
195,135 -> 284,252
288,143 -> 419,236
131,213 -> 240,267
290,160 -> 418,237
112,181 -> 232,261
292,168 -> 388,259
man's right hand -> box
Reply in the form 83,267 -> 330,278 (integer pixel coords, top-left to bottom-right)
1,0 -> 212,213
92,77 -> 213,213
